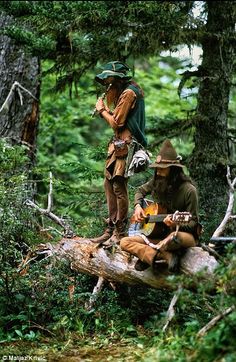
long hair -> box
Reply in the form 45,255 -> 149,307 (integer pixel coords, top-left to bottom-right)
130,80 -> 144,97
106,79 -> 128,108
106,78 -> 144,108
168,166 -> 195,191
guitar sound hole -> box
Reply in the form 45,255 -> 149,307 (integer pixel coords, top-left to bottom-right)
145,214 -> 150,224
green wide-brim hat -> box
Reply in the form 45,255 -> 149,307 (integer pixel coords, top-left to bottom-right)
95,61 -> 132,84
149,139 -> 184,168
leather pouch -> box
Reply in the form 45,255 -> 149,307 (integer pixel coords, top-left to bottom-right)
113,139 -> 128,157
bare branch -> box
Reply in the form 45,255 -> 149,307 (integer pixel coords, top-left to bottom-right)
212,166 -> 236,237
201,243 -> 223,261
25,199 -> 75,237
162,284 -> 183,333
47,171 -> 53,213
30,322 -> 56,337
25,173 -> 75,237
0,81 -> 38,113
197,305 -> 235,338
85,276 -> 105,310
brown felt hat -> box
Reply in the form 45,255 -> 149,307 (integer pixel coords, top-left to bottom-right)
149,139 -> 184,168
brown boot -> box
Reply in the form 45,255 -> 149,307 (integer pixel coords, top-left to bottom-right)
159,250 -> 180,272
152,250 -> 179,272
103,230 -> 119,246
90,221 -> 114,244
103,220 -> 127,248
152,251 -> 168,270
134,259 -> 149,271
168,253 -> 180,272
103,229 -> 122,249
115,219 -> 127,241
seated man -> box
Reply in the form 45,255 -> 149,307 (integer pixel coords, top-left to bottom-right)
120,139 -> 200,272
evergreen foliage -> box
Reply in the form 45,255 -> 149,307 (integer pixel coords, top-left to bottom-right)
0,1 -> 205,93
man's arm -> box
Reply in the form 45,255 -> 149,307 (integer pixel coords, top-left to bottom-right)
133,178 -> 154,222
134,178 -> 154,207
179,184 -> 199,236
96,89 -> 136,130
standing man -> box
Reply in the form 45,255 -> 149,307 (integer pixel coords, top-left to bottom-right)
120,139 -> 200,272
91,61 -> 147,245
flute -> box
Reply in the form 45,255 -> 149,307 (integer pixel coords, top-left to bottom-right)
92,83 -> 112,117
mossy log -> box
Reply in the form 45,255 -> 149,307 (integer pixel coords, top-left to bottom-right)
40,237 -> 219,290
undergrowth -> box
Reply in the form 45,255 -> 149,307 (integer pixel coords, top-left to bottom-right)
0,141 -> 235,362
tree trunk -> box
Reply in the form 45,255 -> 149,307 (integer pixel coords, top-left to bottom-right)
0,12 -> 40,160
189,1 -> 236,237
39,238 -> 218,290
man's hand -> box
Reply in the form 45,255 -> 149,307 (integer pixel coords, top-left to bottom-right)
96,98 -> 110,114
134,204 -> 146,223
95,98 -> 105,112
163,215 -> 176,228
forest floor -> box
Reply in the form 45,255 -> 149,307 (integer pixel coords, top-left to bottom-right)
0,338 -> 147,362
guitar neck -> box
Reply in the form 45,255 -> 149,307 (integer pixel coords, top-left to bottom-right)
145,214 -> 168,223
145,211 -> 192,224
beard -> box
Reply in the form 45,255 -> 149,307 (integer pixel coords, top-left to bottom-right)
155,175 -> 170,204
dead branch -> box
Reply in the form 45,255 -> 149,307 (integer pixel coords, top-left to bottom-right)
26,199 -> 74,237
201,243 -> 223,261
47,171 -> 53,213
85,276 -> 105,310
162,284 -> 183,333
30,322 -> 56,337
25,172 -> 75,238
197,305 -> 235,338
0,81 -> 38,113
212,166 -> 236,238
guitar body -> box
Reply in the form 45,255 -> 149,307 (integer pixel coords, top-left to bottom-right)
128,202 -> 170,239
140,203 -> 169,239
128,202 -> 192,239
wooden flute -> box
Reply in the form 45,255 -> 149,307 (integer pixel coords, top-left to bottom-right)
92,83 -> 112,117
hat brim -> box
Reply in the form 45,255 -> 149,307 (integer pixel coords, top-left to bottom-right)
149,162 -> 184,168
95,71 -> 131,84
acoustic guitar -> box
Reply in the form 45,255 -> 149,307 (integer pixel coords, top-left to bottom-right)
128,202 -> 192,239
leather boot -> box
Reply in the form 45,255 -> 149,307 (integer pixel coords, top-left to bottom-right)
168,253 -> 180,272
90,221 -> 114,244
152,249 -> 179,272
103,220 -> 127,247
158,250 -> 180,272
117,219 -> 128,235
134,259 -> 149,271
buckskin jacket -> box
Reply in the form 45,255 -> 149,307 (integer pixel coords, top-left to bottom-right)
105,83 -> 147,180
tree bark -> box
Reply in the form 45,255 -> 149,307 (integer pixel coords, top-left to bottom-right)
0,12 -> 40,160
189,1 -> 236,236
40,237 -> 219,290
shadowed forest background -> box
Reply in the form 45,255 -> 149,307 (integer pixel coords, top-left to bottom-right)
0,1 -> 236,361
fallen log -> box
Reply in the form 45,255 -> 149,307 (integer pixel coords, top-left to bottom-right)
35,237 -> 219,290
